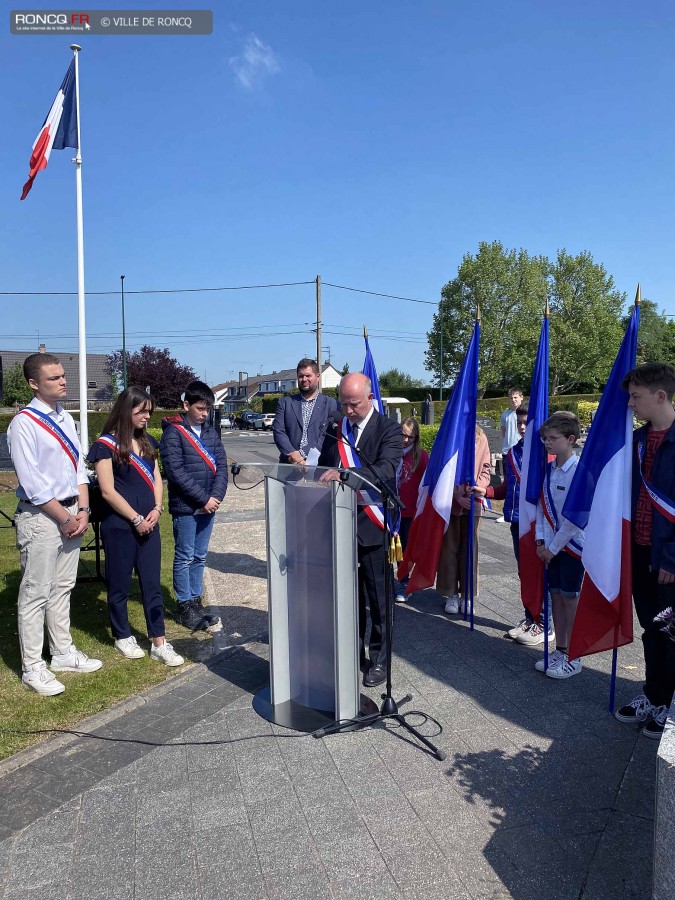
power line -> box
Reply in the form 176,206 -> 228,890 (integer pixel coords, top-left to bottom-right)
0,281 -> 315,297
322,282 -> 437,306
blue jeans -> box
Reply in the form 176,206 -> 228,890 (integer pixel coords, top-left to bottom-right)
172,514 -> 216,604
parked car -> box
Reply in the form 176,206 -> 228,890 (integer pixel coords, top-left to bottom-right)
220,414 -> 233,430
260,413 -> 274,430
234,410 -> 265,430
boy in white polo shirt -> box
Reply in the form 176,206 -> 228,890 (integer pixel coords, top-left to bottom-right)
7,353 -> 102,696
534,412 -> 585,679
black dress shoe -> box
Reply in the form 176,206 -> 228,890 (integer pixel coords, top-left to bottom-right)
364,664 -> 386,687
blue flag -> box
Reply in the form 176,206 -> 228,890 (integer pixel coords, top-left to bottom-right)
362,332 -> 384,414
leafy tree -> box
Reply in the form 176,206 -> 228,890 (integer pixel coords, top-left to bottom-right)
378,368 -> 425,390
425,241 -> 547,393
548,250 -> 625,394
626,298 -> 675,367
340,362 -> 350,376
2,363 -> 33,406
107,346 -> 197,407
426,242 -> 627,394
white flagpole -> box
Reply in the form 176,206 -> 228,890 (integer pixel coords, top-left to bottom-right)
70,43 -> 88,450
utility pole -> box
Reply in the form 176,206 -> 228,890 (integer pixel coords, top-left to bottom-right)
316,275 -> 322,389
439,299 -> 444,401
120,275 -> 127,390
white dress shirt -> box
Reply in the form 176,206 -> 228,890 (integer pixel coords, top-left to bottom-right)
351,406 -> 375,448
535,454 -> 585,556
7,398 -> 88,505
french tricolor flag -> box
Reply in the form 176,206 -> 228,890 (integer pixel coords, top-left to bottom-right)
519,315 -> 549,621
398,321 -> 479,593
21,60 -> 78,200
362,328 -> 385,415
564,301 -> 639,660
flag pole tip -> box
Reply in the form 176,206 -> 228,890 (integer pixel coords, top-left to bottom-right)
634,284 -> 642,306
363,325 -> 368,339
70,43 -> 81,52
476,305 -> 481,322
545,298 -> 550,318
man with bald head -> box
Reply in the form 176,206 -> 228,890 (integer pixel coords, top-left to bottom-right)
319,373 -> 403,686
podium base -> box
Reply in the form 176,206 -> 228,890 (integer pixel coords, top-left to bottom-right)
252,686 -> 378,733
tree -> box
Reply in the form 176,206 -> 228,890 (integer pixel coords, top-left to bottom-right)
2,363 -> 33,406
626,299 -> 675,368
548,250 -> 625,394
340,362 -> 350,376
425,241 -> 547,393
107,346 -> 198,407
378,368 -> 425,390
426,242 -> 627,394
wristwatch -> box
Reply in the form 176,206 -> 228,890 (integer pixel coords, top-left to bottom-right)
79,506 -> 92,514
535,539 -> 545,547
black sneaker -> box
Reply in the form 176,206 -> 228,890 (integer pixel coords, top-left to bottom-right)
643,705 -> 669,740
176,599 -> 204,630
615,694 -> 656,724
193,597 -> 223,633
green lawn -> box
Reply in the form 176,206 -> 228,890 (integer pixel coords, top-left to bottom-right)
0,489 -> 209,761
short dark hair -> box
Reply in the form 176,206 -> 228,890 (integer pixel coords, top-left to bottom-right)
622,362 -> 675,399
184,381 -> 215,406
515,404 -> 529,418
23,352 -> 61,383
508,387 -> 523,397
539,411 -> 580,442
297,358 -> 319,375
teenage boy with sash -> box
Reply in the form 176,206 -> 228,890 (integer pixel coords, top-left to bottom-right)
533,412 -> 585,680
318,372 -> 403,687
160,381 -> 228,631
615,363 -> 675,739
7,353 -> 102,696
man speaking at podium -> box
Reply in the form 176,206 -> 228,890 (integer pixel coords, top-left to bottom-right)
318,373 -> 403,686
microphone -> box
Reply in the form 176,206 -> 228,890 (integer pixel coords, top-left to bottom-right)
320,415 -> 338,435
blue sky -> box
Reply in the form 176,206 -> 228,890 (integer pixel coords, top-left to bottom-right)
2,1 -> 674,387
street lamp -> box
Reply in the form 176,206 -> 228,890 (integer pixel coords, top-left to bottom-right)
120,275 -> 127,390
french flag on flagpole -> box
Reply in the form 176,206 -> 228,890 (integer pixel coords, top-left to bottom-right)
362,327 -> 385,415
519,314 -> 549,621
398,321 -> 480,594
564,299 -> 640,661
21,59 -> 78,200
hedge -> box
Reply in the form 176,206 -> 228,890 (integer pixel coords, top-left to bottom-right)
0,409 -> 183,437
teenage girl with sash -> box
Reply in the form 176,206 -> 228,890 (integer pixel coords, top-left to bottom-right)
87,386 -> 184,666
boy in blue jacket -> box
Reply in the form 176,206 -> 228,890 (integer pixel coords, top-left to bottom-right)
160,381 -> 228,631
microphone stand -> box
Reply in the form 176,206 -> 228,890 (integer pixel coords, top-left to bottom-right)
317,424 -> 446,761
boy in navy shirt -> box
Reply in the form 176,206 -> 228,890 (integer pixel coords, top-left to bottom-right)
615,363 -> 675,739
160,382 -> 228,631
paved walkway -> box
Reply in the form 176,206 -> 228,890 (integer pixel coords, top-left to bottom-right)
0,477 -> 657,899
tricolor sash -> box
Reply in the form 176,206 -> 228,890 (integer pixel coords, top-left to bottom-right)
19,406 -> 79,472
336,418 -> 400,541
637,440 -> 675,524
540,465 -> 584,559
97,434 -> 155,495
170,423 -> 217,473
506,446 -> 521,483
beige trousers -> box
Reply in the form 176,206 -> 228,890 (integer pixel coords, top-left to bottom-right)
436,514 -> 480,599
15,501 -> 81,670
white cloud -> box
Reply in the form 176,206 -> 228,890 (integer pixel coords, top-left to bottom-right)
229,33 -> 281,90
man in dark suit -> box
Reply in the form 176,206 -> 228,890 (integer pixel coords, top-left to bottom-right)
318,373 -> 403,686
273,358 -> 340,464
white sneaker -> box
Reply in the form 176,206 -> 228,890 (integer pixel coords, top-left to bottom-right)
22,661 -> 65,696
458,596 -> 477,615
444,595 -> 460,615
114,636 -> 146,659
534,649 -> 564,673
50,645 -> 103,673
508,619 -> 531,639
516,623 -> 555,646
546,655 -> 582,679
495,515 -> 505,524
150,641 -> 185,667
395,591 -> 406,603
